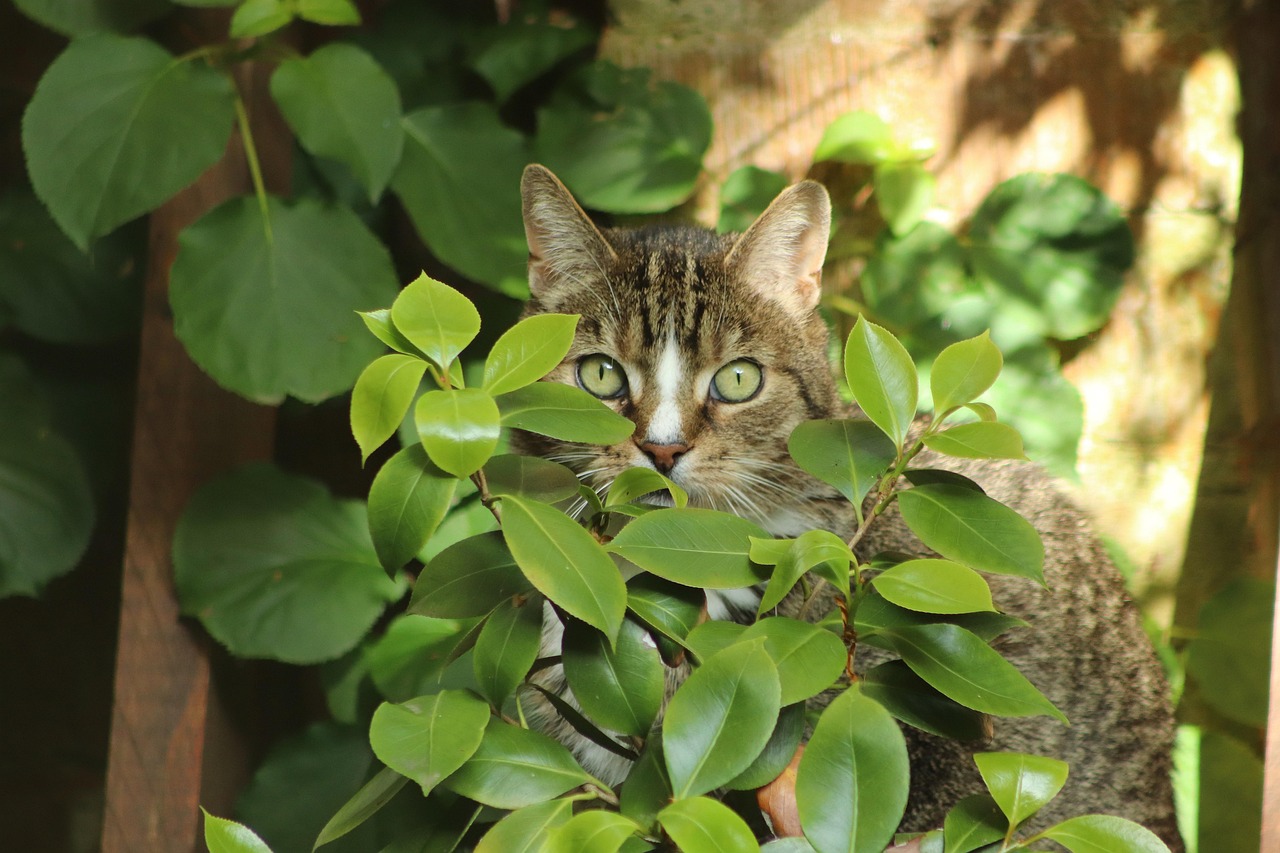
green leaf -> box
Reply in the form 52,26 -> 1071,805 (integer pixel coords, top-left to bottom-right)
871,559 -> 995,615
271,44 -> 401,202
352,354 -> 427,462
367,444 -> 456,573
1186,578 -> 1274,727
626,574 -> 704,645
22,35 -> 235,249
874,162 -> 935,236
969,174 -> 1133,341
13,0 -> 169,36
1198,730 -> 1263,852
473,596 -> 543,707
1039,815 -> 1171,853
978,343 -> 1082,477
717,166 -> 790,234
723,701 -> 806,790
475,798 -> 576,853
171,195 -> 398,404
608,508 -> 770,590
941,794 -> 1007,853
500,495 -> 626,641
923,422 -> 1027,461
445,718 -> 593,809
411,532 -> 531,618
390,273 -> 481,370
861,660 -> 990,742
856,594 -> 1025,645
562,618 -> 665,738
741,617 -> 847,705
358,308 -> 425,358
414,388 -> 501,478
203,810 -> 274,853
896,483 -> 1045,582
795,684 -> 909,853
230,0 -> 293,37
684,621 -> 748,663
365,614 -> 473,702
860,222 -> 969,330
313,766 -> 409,850
173,464 -> 402,664
788,419 -> 897,506
930,332 -> 1003,415
483,454 -> 582,503
296,0 -> 360,25
369,690 -> 488,795
606,467 -> 689,509
758,529 -> 855,614
844,316 -> 918,447
393,104 -> 530,295
483,313 -> 580,395
544,809 -> 641,853
620,739 -> 671,832
535,61 -> 712,214
657,797 -> 757,853
883,624 -> 1066,722
973,751 -> 1068,829
813,110 -> 899,164
469,20 -> 597,103
663,641 -> 780,798
497,381 -> 635,444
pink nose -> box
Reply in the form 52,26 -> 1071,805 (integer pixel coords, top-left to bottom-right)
637,441 -> 690,474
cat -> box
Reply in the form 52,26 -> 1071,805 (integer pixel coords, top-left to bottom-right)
512,163 -> 1182,849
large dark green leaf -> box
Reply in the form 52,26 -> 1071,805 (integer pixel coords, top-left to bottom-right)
663,641 -> 780,798
1186,578 -> 1273,727
444,718 -> 592,808
757,530 -> 855,614
896,483 -> 1045,582
271,43 -> 403,202
367,444 -> 456,573
365,614 -> 473,702
788,419 -> 896,507
608,508 -> 770,590
469,19 -> 597,103
497,381 -> 635,444
535,61 -> 711,214
170,195 -> 398,404
625,573 -> 704,649
13,0 -> 170,36
844,317 -> 917,447
657,797 -> 757,853
741,617 -> 847,705
860,222 -> 969,330
313,766 -> 408,851
483,454 -> 582,504
392,103 -> 529,295
941,794 -> 1006,853
795,685 -> 909,853
22,34 -> 235,249
562,618 -> 664,738
861,660 -> 989,742
369,690 -> 489,794
473,596 -> 543,707
410,531 -> 531,618
973,751 -> 1068,829
173,464 -> 402,664
723,701 -> 806,791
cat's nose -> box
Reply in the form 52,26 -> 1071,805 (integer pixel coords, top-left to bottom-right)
637,441 -> 690,474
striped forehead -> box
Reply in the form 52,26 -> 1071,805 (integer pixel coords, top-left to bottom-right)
614,228 -> 730,351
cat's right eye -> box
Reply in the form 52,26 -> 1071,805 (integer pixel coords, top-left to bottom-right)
577,354 -> 628,399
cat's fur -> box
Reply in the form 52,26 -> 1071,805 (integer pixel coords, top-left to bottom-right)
513,164 -> 1181,847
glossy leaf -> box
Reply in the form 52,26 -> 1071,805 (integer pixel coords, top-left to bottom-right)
813,111 -> 898,165
884,624 -> 1066,722
358,308 -> 425,358
170,195 -> 397,404
473,596 -> 542,708
930,332 -> 1003,415
545,809 -> 641,853
974,751 -> 1068,829
620,739 -> 671,832
717,165 -> 790,234
625,574 -> 705,645
501,495 -> 626,641
365,614 -> 473,702
724,701 -> 806,790
367,444 -> 456,573
788,418 -> 897,506
475,798 -> 575,853
657,797 -> 757,853
663,641 -> 780,798
1186,578 -> 1274,727
483,313 -> 580,395
391,273 -> 481,370
203,811 -> 273,853
415,388 -> 501,478
606,466 -> 689,509
230,0 -> 292,37
563,618 -> 665,738
271,43 -> 402,201
352,354 -> 427,462
874,162 -> 935,236
923,422 -> 1027,461
759,529 -> 856,614
393,104 -> 530,295
313,766 -> 408,849
296,0 -> 360,26
497,381 -> 635,444
741,617 -> 847,705
1039,815 -> 1171,853
796,684 -> 909,853
369,690 -> 488,794
684,621 -> 748,664
844,317 -> 918,447
410,532 -> 531,618
173,464 -> 402,664
862,660 -> 990,742
856,594 -> 1025,645
896,483 -> 1044,582
484,454 -> 582,504
22,35 -> 235,249
942,794 -> 1006,853
608,508 -> 770,589
444,717 -> 593,808
871,559 -> 995,614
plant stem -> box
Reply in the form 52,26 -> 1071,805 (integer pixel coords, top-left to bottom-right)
233,95 -> 273,244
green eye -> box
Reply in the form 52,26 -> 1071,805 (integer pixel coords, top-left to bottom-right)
577,354 -> 628,399
711,359 -> 763,403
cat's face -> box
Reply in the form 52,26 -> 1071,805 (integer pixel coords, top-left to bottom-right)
515,165 -> 844,536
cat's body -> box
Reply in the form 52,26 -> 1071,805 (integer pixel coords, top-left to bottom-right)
513,164 -> 1180,848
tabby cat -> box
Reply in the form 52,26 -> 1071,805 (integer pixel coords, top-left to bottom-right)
513,164 -> 1181,848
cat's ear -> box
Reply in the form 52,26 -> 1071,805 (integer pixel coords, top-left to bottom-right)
521,164 -> 617,298
726,181 -> 831,314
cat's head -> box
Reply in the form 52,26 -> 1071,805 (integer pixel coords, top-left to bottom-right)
515,164 -> 841,533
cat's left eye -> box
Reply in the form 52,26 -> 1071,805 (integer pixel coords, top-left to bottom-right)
710,359 -> 763,403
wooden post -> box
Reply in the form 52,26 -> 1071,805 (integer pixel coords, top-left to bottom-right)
100,57 -> 289,852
